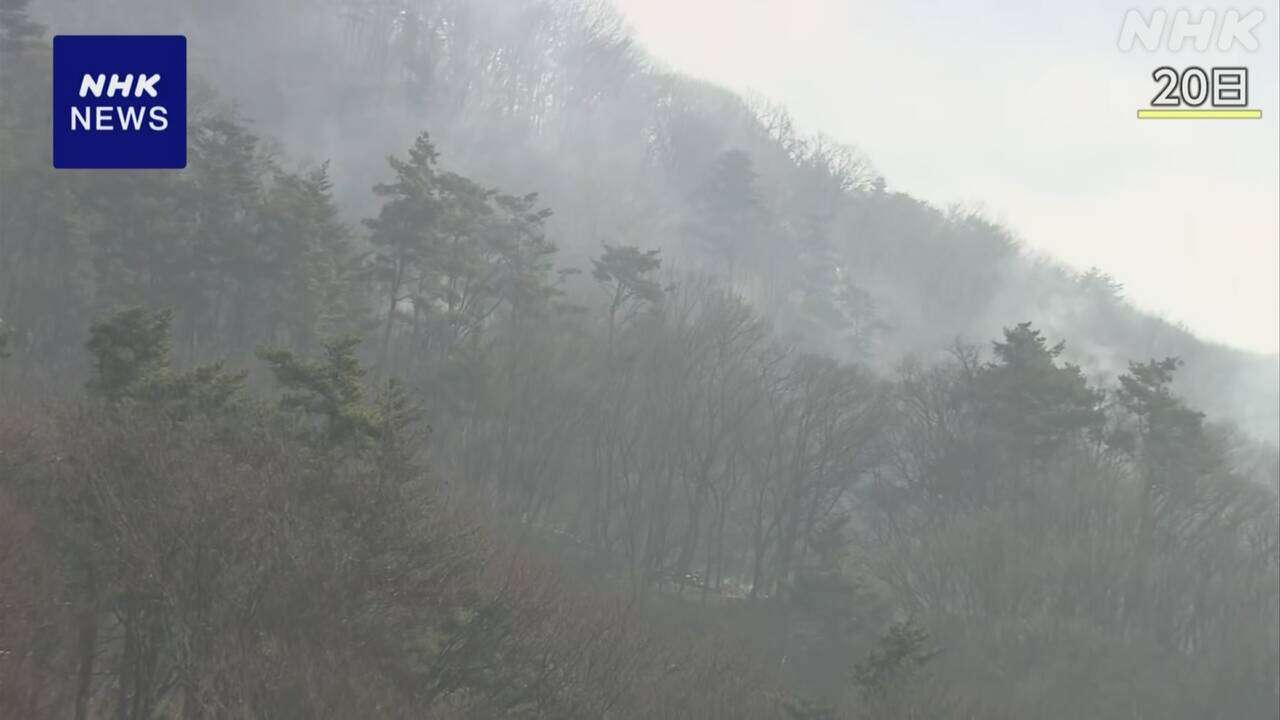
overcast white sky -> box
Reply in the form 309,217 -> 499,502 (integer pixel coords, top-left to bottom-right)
611,0 -> 1280,354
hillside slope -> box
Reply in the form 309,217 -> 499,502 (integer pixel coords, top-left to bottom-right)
5,3 -> 1278,716
28,0 -> 1279,440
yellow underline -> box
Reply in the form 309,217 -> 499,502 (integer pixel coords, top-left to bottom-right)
1137,108 -> 1262,120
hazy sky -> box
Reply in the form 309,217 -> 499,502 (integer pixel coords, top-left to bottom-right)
611,0 -> 1280,354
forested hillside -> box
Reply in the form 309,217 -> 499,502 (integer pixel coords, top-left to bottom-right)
22,0 -> 1280,441
2,1 -> 1278,718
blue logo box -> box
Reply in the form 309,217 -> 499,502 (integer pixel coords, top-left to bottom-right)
52,35 -> 186,169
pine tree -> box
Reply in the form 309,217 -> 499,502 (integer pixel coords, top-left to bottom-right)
590,243 -> 662,355
85,306 -> 175,401
979,322 -> 1104,458
261,162 -> 360,353
365,133 -> 447,371
851,618 -> 939,703
259,336 -> 379,446
85,306 -> 246,415
686,149 -> 766,279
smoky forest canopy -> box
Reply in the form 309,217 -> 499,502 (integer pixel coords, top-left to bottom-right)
1,1 -> 1278,719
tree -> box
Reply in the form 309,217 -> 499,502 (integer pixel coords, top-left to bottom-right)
488,191 -> 559,316
687,149 -> 767,279
848,619 -> 953,718
85,306 -> 246,415
85,306 -> 176,400
590,243 -> 663,354
0,1 -> 86,368
428,184 -> 558,356
260,162 -> 361,354
259,336 -> 379,446
1116,357 -> 1208,468
978,322 -> 1104,461
851,618 -> 938,703
365,132 -> 447,371
428,169 -> 496,352
182,113 -> 269,354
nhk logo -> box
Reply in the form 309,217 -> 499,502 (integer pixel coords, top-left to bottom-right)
52,35 -> 186,169
1115,9 -> 1265,121
73,73 -> 169,131
1117,8 -> 1265,52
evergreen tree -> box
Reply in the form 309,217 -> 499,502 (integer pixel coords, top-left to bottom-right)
590,243 -> 663,353
261,162 -> 361,353
85,306 -> 176,401
978,322 -> 1104,459
687,149 -> 766,278
85,306 -> 246,415
851,618 -> 938,703
259,336 -> 379,446
365,133 -> 447,370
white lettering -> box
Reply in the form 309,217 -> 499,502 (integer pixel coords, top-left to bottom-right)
133,73 -> 161,98
1218,9 -> 1264,51
147,106 -> 168,131
1118,9 -> 1166,51
78,74 -> 106,98
1169,9 -> 1216,52
117,106 -> 146,131
94,105 -> 114,130
71,106 -> 92,129
105,73 -> 134,98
